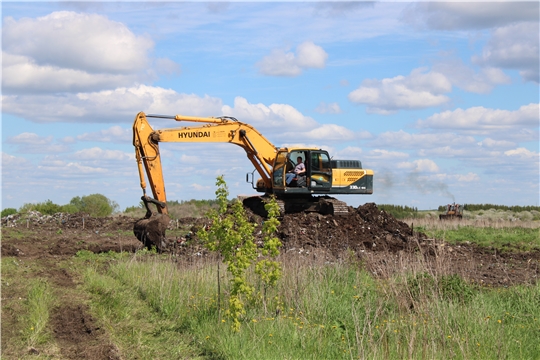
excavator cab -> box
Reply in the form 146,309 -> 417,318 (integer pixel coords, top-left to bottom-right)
271,149 -> 332,193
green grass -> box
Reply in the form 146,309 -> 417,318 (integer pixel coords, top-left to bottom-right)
83,263 -> 205,359
3,219 -> 539,359
424,226 -> 540,252
21,279 -> 56,348
79,251 -> 540,359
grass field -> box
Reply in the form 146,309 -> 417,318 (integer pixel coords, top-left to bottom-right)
2,214 -> 539,359
78,250 -> 539,359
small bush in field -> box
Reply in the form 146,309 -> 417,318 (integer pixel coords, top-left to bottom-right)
1,208 -> 17,217
439,274 -> 475,303
19,200 -> 62,215
198,176 -> 281,331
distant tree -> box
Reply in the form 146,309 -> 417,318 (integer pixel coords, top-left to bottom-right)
69,194 -> 119,217
19,199 -> 62,215
1,208 -> 17,217
60,204 -> 79,214
378,204 -> 419,219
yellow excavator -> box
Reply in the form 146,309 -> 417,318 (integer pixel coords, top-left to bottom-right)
132,111 -> 374,250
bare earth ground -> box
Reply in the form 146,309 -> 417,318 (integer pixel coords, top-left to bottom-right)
2,204 -> 539,358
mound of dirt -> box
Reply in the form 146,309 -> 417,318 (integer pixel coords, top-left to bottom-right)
278,203 -> 419,254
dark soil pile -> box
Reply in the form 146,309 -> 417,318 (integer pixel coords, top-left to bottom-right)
279,203 -> 420,254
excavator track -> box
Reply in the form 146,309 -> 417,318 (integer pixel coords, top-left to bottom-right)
242,195 -> 349,217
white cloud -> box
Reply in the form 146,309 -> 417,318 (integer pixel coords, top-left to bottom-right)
504,147 -> 537,159
8,132 -> 52,145
420,146 -> 493,159
77,126 -> 131,143
1,11 -> 169,94
453,172 -> 480,182
180,154 -> 200,164
256,41 -> 328,77
2,52 -> 145,94
222,96 -> 318,129
3,11 -> 153,73
190,183 -> 212,191
297,124 -> 356,141
372,130 -> 476,149
37,156 -> 109,176
417,103 -> 539,137
397,159 -> 439,173
478,138 -> 515,149
348,68 -> 451,113
473,22 -> 539,83
366,149 -> 409,161
433,57 -> 510,93
2,85 -> 224,123
73,147 -> 133,161
2,152 -> 27,167
333,146 -> 363,159
6,132 -> 70,154
315,101 -> 342,114
402,2 -> 539,30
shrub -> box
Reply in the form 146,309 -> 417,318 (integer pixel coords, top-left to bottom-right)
69,194 -> 119,217
19,200 -> 62,215
1,208 -> 17,217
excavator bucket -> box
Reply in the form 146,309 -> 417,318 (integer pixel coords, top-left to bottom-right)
133,196 -> 170,252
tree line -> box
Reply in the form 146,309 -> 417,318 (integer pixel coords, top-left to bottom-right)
437,204 -> 540,212
378,204 -> 419,219
1,194 -> 119,218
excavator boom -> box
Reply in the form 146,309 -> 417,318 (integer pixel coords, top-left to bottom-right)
133,112 -> 278,207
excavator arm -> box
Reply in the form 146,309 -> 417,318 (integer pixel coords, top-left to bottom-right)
133,111 -> 278,211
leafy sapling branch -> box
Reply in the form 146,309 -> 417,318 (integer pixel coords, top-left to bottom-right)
198,176 -> 282,331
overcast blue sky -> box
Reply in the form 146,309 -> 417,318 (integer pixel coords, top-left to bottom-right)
2,1 -> 539,211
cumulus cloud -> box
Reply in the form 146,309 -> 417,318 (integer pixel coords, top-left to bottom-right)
256,41 -> 328,77
3,11 -> 153,73
433,57 -> 510,93
1,11 -> 178,94
2,85 -> 224,123
222,96 -> 318,129
2,52 -> 146,94
504,147 -> 537,159
77,126 -> 131,143
372,130 -> 476,150
397,159 -> 439,173
366,149 -> 409,161
8,132 -> 53,145
73,147 -> 133,161
417,103 -> 539,137
473,22 -> 540,83
348,68 -> 451,113
478,138 -> 515,149
38,155 -> 110,177
2,152 -> 31,168
315,101 -> 342,114
6,132 -> 70,154
402,2 -> 538,30
179,154 -> 200,164
451,172 -> 480,182
298,124 -> 356,141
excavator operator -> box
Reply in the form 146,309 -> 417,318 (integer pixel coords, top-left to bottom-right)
286,156 -> 306,186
